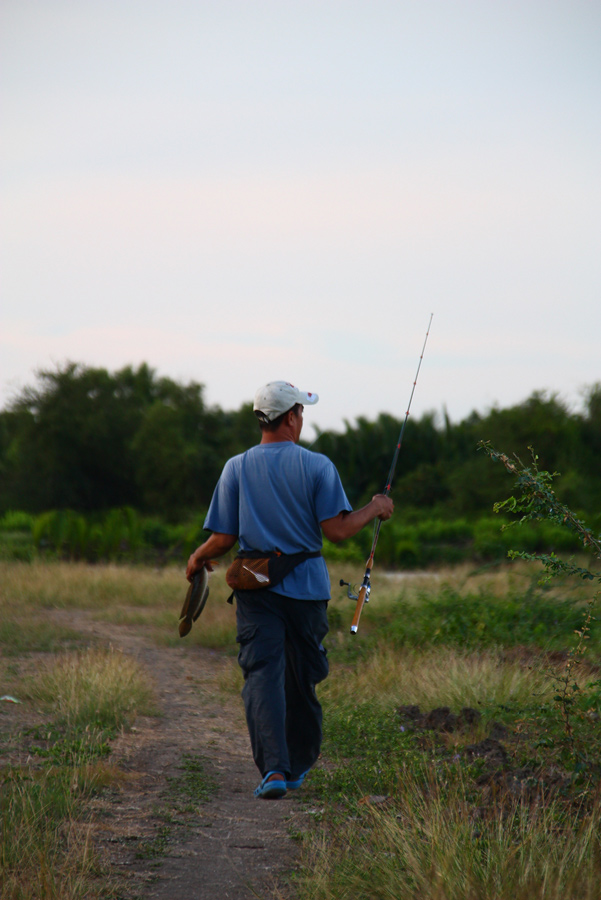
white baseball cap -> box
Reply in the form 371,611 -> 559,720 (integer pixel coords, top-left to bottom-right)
253,381 -> 319,422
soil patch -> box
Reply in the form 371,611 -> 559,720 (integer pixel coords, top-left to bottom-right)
395,703 -> 580,809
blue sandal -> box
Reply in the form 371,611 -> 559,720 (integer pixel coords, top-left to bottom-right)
254,771 -> 287,800
286,771 -> 308,790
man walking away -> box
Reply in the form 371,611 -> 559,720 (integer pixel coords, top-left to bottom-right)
186,382 -> 393,798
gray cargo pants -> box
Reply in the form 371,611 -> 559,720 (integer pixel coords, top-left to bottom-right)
235,589 -> 329,781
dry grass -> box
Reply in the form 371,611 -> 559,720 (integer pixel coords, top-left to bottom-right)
0,559 -> 186,611
2,559 -> 599,900
321,642 -> 558,711
27,646 -> 158,729
0,576 -> 161,900
327,557 -> 595,617
3,557 -> 581,653
0,559 -> 238,649
301,786 -> 601,900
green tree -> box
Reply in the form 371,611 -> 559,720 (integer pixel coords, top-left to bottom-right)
2,367 -> 601,523
0,363 -> 221,514
1,364 -> 141,510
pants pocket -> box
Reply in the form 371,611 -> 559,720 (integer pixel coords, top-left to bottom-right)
313,642 -> 329,684
236,623 -> 258,672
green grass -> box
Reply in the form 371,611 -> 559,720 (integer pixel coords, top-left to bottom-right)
288,557 -> 601,900
0,766 -> 106,900
292,686 -> 601,900
0,564 -> 227,898
2,559 -> 600,900
0,619 -> 85,656
327,578 -> 601,655
0,645 -> 158,900
388,586 -> 599,652
167,752 -> 218,809
297,782 -> 601,900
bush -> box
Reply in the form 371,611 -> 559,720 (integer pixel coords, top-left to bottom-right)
377,585 -> 599,654
0,510 -> 34,532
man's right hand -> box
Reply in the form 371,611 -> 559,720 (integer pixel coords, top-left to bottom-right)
185,555 -> 215,582
321,495 -> 394,543
371,494 -> 394,521
185,532 -> 238,582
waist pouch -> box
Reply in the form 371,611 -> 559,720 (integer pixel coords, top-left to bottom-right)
225,549 -> 322,595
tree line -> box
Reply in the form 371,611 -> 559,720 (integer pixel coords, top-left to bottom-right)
1,362 -> 600,522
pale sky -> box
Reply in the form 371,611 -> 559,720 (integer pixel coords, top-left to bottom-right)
2,0 -> 600,437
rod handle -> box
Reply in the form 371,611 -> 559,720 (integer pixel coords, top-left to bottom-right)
350,580 -> 370,635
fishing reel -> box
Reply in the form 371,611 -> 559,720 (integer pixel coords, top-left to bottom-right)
340,578 -> 371,603
340,578 -> 372,602
339,579 -> 358,601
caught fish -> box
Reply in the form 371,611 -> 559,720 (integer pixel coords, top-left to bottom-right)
179,567 -> 210,637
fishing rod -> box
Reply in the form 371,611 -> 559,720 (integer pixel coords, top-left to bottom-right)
341,313 -> 434,635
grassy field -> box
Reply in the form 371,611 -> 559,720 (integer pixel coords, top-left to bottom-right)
0,563 -> 167,899
0,643 -> 156,899
299,562 -> 601,900
1,559 -> 600,899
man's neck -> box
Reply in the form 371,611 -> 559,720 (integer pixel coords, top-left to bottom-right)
260,430 -> 296,445
258,407 -> 303,445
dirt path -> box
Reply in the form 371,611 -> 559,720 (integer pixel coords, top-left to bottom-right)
54,611 -> 306,900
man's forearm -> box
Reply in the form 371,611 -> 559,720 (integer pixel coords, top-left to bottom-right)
321,495 -> 394,544
186,532 -> 237,580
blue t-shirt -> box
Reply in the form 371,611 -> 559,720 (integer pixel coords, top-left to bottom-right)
204,442 -> 352,599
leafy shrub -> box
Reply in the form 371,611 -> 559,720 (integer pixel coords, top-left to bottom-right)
379,586 -> 598,653
0,510 -> 34,532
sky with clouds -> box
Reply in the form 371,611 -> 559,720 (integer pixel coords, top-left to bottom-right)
2,0 -> 600,437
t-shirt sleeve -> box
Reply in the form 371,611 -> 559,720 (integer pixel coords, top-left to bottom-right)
313,456 -> 353,523
203,457 -> 240,535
